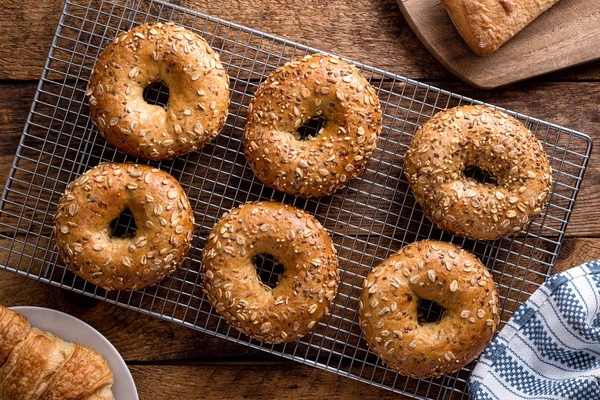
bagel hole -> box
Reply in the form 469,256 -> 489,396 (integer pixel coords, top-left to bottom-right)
464,165 -> 494,185
254,253 -> 285,289
142,81 -> 170,108
417,298 -> 445,324
109,208 -> 137,238
295,116 -> 328,140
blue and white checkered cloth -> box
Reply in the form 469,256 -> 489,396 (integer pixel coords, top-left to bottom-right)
469,260 -> 600,400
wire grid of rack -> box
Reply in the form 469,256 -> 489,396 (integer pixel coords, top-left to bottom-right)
0,0 -> 592,398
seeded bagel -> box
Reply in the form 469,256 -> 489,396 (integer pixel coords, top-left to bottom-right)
87,22 -> 230,160
244,54 -> 382,198
404,105 -> 552,240
201,201 -> 339,343
359,240 -> 499,378
54,163 -> 194,291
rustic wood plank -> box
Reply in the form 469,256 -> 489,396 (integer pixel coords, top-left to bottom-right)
555,237 -> 600,273
1,0 -> 599,82
0,1 -> 63,80
129,364 -> 402,400
0,83 -> 34,189
397,0 -> 600,88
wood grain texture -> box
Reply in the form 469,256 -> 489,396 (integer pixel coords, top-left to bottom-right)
0,1 -> 63,80
130,364 -> 406,400
0,0 -> 599,399
398,0 -> 600,88
0,0 -> 445,81
2,0 -> 600,82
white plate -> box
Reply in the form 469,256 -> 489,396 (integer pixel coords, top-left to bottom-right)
11,306 -> 138,400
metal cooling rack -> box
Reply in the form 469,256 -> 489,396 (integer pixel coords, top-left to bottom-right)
0,0 -> 592,398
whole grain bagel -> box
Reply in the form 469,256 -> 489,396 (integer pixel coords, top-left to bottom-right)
404,105 -> 552,240
87,22 -> 230,160
201,201 -> 339,343
244,54 -> 382,198
54,163 -> 194,291
359,240 -> 499,378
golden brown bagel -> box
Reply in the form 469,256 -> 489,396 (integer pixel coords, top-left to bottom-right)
54,163 -> 194,291
201,201 -> 339,343
404,105 -> 552,240
244,54 -> 382,198
87,22 -> 230,160
359,240 -> 499,378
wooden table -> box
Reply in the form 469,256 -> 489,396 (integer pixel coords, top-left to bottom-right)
0,1 -> 598,399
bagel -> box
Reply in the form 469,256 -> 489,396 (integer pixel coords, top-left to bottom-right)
87,22 -> 230,160
53,163 -> 194,291
359,240 -> 499,378
244,54 -> 382,198
201,201 -> 339,343
404,105 -> 552,240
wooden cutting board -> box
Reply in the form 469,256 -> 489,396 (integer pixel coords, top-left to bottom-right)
397,0 -> 600,89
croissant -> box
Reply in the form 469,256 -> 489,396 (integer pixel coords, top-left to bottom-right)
0,305 -> 114,400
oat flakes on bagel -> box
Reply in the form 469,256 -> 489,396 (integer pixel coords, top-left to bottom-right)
54,163 -> 194,291
87,22 -> 230,160
201,201 -> 339,343
244,54 -> 382,198
359,240 -> 499,378
404,105 -> 552,240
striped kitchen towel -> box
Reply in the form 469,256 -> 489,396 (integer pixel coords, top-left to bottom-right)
469,260 -> 600,400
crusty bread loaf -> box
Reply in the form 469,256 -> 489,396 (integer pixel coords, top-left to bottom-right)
441,0 -> 561,56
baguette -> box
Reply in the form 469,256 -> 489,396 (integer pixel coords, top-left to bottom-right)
441,0 -> 561,56
0,306 -> 114,400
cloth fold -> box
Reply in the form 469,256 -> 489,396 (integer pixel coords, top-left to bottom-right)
469,260 -> 600,400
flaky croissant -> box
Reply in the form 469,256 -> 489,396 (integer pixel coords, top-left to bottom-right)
0,305 -> 114,400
